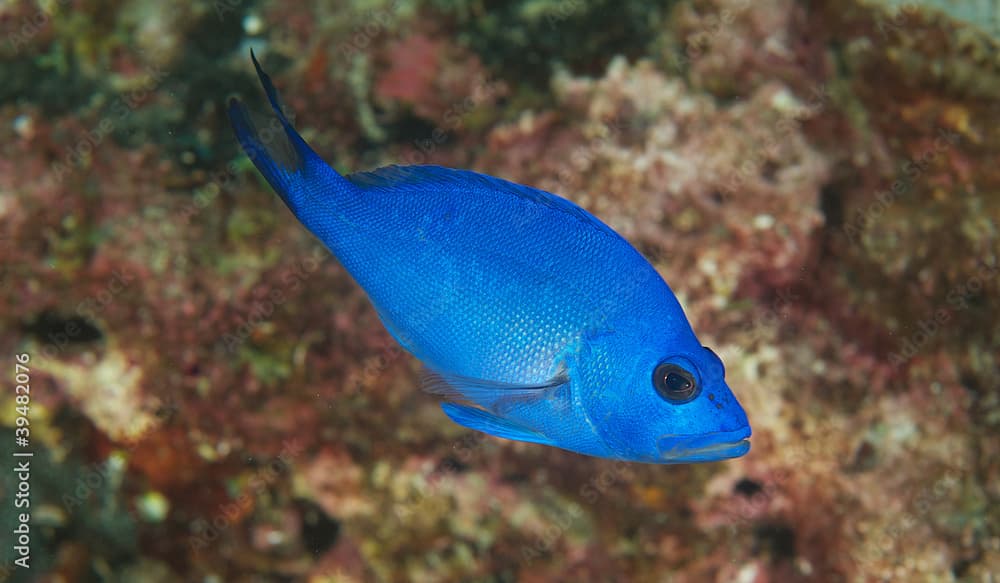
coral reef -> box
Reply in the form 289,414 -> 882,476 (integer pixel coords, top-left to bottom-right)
1,0 -> 996,581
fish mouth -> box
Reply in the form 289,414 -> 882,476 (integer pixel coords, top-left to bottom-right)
656,427 -> 751,463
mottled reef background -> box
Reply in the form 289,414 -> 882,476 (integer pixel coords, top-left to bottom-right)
0,0 -> 998,581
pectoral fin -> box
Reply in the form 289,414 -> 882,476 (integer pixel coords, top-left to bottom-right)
441,403 -> 554,446
421,368 -> 567,405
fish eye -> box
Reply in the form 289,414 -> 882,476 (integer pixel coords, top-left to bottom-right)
653,363 -> 699,403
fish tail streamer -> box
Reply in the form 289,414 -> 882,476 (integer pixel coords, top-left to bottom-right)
227,49 -> 357,212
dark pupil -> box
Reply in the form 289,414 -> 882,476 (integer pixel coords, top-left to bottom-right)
654,363 -> 698,403
665,372 -> 692,393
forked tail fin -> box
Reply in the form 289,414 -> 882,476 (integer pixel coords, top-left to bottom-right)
227,49 -> 355,212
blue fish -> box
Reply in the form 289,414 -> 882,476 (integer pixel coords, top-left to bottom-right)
228,52 -> 750,463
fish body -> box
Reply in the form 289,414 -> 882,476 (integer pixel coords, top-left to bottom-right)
228,52 -> 750,463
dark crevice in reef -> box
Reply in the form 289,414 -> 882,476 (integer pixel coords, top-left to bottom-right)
24,310 -> 104,346
296,498 -> 342,556
753,522 -> 797,563
733,477 -> 764,497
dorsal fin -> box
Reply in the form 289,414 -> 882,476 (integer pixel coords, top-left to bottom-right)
347,164 -> 622,240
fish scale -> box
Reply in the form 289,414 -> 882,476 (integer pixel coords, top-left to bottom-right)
228,51 -> 751,463
331,170 -> 633,384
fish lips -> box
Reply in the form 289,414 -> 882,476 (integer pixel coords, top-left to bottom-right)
656,426 -> 752,463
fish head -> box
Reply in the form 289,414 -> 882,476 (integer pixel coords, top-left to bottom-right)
580,340 -> 751,464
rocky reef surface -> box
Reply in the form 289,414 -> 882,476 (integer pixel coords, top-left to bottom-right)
0,0 -> 996,581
